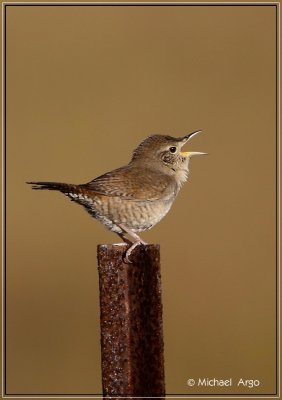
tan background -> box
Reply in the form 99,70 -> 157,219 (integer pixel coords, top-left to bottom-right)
6,4 -> 277,396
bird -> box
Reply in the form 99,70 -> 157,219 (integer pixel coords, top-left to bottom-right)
27,130 -> 206,262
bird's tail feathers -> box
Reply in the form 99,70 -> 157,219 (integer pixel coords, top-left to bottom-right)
27,181 -> 74,193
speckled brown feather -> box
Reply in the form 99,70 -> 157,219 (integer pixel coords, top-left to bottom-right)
83,165 -> 177,201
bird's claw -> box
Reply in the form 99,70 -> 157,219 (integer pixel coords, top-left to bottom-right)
123,240 -> 147,264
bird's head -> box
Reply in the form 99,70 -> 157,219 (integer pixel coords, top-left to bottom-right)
131,130 -> 206,184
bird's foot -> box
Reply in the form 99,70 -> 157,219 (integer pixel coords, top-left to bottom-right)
117,224 -> 147,263
123,239 -> 147,264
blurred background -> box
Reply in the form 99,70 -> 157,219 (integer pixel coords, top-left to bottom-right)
6,4 -> 277,395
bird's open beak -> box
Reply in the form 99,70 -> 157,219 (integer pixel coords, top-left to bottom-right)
180,130 -> 207,157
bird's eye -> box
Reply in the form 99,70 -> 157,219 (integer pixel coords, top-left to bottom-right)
169,146 -> 177,153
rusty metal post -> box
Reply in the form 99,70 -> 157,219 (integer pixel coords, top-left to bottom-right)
97,244 -> 165,399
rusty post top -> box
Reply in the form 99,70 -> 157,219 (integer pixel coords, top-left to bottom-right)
97,244 -> 165,399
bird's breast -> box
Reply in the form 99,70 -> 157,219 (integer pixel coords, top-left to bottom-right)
89,194 -> 175,232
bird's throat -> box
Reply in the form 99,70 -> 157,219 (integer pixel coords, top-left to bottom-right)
175,168 -> 189,187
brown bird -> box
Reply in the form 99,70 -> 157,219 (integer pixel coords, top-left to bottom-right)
28,131 -> 206,262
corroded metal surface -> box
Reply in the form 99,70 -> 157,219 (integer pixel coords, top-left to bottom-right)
97,244 -> 165,399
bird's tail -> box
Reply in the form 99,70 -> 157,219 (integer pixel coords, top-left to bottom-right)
27,181 -> 76,193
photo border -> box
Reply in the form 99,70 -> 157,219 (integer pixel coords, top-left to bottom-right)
2,2 -> 280,398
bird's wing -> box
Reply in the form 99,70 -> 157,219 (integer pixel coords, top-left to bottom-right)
83,166 -> 175,201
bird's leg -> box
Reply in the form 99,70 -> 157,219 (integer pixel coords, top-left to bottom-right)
118,223 -> 147,263
119,224 -> 147,245
117,232 -> 133,245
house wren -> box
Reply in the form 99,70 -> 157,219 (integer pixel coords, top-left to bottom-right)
28,131 -> 206,262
